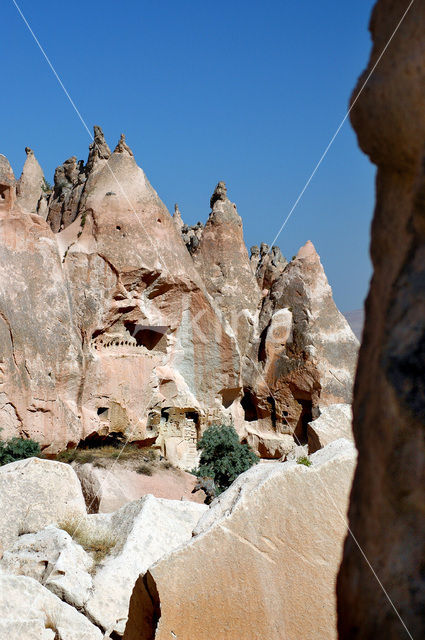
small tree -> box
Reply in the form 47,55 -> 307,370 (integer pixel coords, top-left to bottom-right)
196,424 -> 258,493
0,433 -> 41,466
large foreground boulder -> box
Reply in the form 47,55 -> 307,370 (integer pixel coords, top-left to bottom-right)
0,573 -> 102,640
337,1 -> 425,637
84,496 -> 207,635
1,525 -> 94,608
0,457 -> 86,552
124,439 -> 357,640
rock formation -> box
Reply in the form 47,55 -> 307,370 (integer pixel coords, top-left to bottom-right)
15,147 -> 45,214
337,1 -> 425,637
240,240 -> 358,457
0,128 -> 357,466
0,457 -> 207,637
123,438 -> 357,640
193,180 -> 261,347
0,457 -> 86,551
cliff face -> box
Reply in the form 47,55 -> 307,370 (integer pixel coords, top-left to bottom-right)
337,1 -> 425,637
0,131 -> 358,466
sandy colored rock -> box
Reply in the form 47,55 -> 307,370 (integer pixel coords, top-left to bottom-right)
0,127 -> 358,462
0,573 -> 102,640
74,462 -> 206,513
16,147 -> 45,214
1,525 -> 94,608
241,241 -> 358,454
0,153 -> 16,211
84,495 -> 207,635
337,2 -> 425,637
307,403 -> 353,453
0,457 -> 86,551
193,181 -> 261,332
124,439 -> 356,640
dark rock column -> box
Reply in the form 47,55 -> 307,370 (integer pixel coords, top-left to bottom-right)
337,1 -> 425,637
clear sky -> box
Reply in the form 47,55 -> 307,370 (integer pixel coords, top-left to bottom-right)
3,0 -> 376,311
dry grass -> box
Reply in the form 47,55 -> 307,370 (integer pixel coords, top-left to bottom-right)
55,443 -> 158,467
136,463 -> 153,476
58,514 -> 118,565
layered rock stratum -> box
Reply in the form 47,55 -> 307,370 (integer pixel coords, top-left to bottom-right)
0,132 -> 358,468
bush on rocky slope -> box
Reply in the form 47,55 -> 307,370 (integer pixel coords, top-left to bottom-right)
0,432 -> 41,466
195,424 -> 258,493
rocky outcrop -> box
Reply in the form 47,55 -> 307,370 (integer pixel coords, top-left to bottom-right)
84,496 -> 207,635
15,147 -> 45,214
0,457 -> 86,551
0,456 -> 207,637
308,403 -> 353,453
337,1 -> 425,637
0,154 -> 16,212
193,181 -> 261,328
124,438 -> 357,640
74,462 -> 206,514
0,573 -> 102,639
0,129 -> 357,462
0,208 -> 83,447
2,525 -> 94,608
240,241 -> 358,454
251,242 -> 288,291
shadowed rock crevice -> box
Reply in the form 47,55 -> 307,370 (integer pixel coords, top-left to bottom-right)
124,573 -> 161,640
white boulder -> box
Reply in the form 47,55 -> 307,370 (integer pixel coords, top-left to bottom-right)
0,573 -> 102,639
0,458 -> 87,552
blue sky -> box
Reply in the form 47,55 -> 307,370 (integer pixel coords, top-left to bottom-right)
3,0 -> 376,311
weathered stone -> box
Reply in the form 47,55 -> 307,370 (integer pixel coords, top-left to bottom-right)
74,462 -> 206,514
124,439 -> 356,640
84,495 -> 207,635
1,525 -> 94,608
0,127 -> 357,463
337,2 -> 425,637
307,403 -> 353,453
254,243 -> 288,291
0,209 -> 83,450
172,203 -> 184,231
193,181 -> 261,352
0,573 -> 102,639
0,458 -> 86,551
241,240 -> 358,455
16,147 -> 45,214
0,153 -> 16,212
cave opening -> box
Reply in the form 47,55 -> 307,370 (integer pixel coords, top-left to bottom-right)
124,322 -> 168,351
241,388 -> 259,422
97,406 -> 109,419
219,387 -> 241,409
294,398 -> 313,445
0,185 -> 10,209
186,411 -> 199,424
267,396 -> 277,429
77,431 -> 125,449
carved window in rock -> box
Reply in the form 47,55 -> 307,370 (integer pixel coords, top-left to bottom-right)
97,406 -> 109,421
91,323 -> 169,353
0,185 -> 11,210
124,322 -> 169,352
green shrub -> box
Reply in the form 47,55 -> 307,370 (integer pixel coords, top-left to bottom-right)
196,424 -> 258,493
297,455 -> 312,467
0,434 -> 41,466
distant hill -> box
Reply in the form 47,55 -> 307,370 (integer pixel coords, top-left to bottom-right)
343,309 -> 364,341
